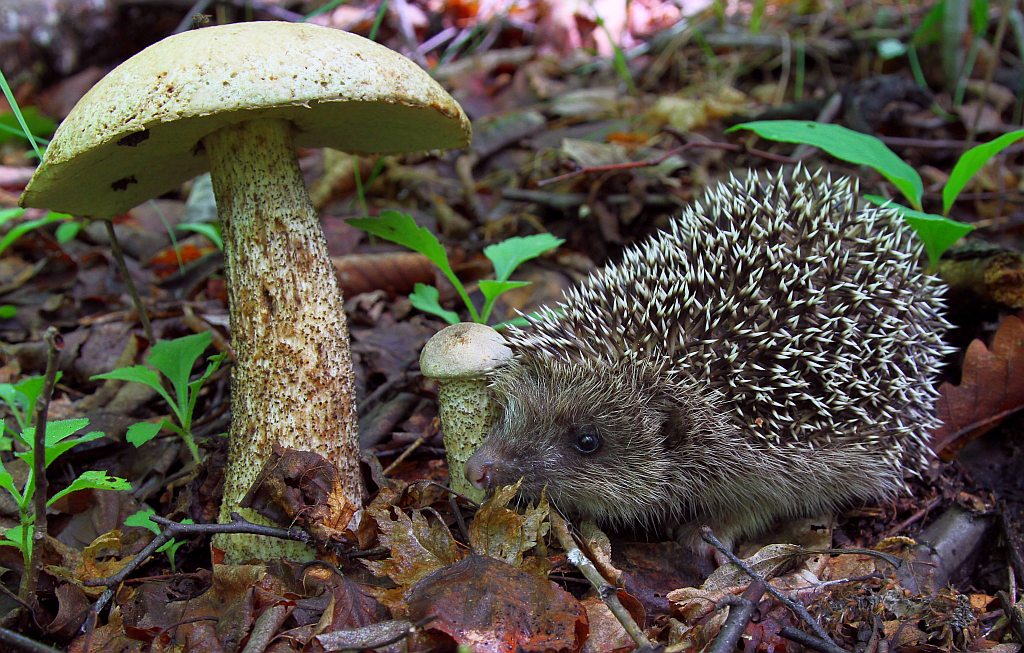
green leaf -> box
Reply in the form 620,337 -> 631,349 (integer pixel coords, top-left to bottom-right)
177,222 -> 224,250
93,365 -> 167,400
148,332 -> 213,413
0,374 -> 52,431
970,0 -> 989,36
20,419 -> 103,468
124,507 -> 161,535
728,121 -> 924,209
157,519 -> 192,571
483,234 -> 564,282
55,220 -> 83,244
349,211 -> 479,321
478,280 -> 532,323
0,70 -> 49,160
126,421 -> 165,447
943,129 -> 1024,215
912,1 -> 943,46
1,524 -> 28,556
0,212 -> 70,257
864,195 -> 973,266
0,464 -> 22,505
48,470 -> 131,507
349,211 -> 449,268
409,283 -> 461,325
0,208 -> 24,226
0,107 -> 55,146
186,353 -> 225,426
0,305 -> 17,319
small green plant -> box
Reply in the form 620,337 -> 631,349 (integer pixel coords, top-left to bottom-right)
0,374 -> 49,451
0,387 -> 130,568
93,332 -> 224,463
728,120 -> 1024,265
348,211 -> 563,327
594,16 -> 637,95
125,507 -> 192,571
0,68 -> 48,161
0,208 -> 76,256
176,221 -> 223,250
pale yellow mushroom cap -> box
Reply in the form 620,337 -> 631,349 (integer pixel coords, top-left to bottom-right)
420,323 -> 512,381
20,21 -> 472,216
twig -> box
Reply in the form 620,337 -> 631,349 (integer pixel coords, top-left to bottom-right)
83,513 -> 311,616
706,580 -> 766,653
699,526 -> 849,653
19,327 -> 62,611
536,138 -> 795,187
382,436 -> 425,475
103,219 -> 155,343
551,514 -> 652,649
316,616 -> 437,650
0,627 -> 64,653
780,626 -> 850,653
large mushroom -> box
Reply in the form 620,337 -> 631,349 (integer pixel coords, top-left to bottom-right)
20,21 -> 470,562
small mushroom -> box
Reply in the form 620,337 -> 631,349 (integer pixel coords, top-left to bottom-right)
21,22 -> 470,561
420,322 -> 512,500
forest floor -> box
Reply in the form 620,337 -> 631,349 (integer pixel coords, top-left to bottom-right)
0,0 -> 1023,651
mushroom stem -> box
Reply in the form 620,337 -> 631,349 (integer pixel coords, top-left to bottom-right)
203,118 -> 362,562
436,378 -> 496,500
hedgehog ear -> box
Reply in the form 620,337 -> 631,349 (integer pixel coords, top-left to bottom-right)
656,393 -> 692,446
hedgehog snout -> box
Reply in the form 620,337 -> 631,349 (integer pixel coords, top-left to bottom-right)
465,450 -> 496,490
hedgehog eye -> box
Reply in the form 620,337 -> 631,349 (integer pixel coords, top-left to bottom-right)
572,427 -> 601,454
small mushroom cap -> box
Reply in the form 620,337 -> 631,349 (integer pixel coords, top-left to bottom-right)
21,21 -> 471,216
420,322 -> 512,380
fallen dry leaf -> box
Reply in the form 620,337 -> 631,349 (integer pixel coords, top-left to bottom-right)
407,553 -> 588,653
932,314 -> 1024,455
362,501 -> 461,610
468,482 -> 550,570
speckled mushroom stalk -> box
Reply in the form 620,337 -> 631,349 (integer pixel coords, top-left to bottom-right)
420,323 -> 511,501
203,118 -> 360,561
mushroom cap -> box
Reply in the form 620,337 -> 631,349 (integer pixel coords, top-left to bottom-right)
20,21 -> 472,216
420,323 -> 512,381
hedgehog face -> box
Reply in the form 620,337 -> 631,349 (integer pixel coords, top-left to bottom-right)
465,356 -> 698,528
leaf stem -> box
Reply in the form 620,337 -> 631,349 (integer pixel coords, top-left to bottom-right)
19,327 -> 62,611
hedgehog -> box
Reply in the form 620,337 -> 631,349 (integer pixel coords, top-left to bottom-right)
464,167 -> 952,551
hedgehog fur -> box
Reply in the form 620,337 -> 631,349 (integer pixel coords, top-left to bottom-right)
465,167 -> 952,549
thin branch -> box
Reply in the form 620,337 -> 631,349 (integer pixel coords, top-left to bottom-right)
700,526 -> 849,653
706,580 -> 766,653
19,327 -> 62,610
83,513 -> 311,617
536,138 -> 796,187
0,626 -> 64,653
551,514 -> 652,649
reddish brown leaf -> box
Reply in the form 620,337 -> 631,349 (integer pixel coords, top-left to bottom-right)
932,315 -> 1024,455
45,582 -> 90,640
407,554 -> 588,653
362,501 -> 461,610
241,446 -> 358,548
332,251 -> 435,297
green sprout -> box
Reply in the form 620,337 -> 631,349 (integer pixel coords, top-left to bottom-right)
93,332 -> 225,463
348,210 -> 563,327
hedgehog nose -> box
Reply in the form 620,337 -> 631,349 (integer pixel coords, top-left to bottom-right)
465,454 -> 494,490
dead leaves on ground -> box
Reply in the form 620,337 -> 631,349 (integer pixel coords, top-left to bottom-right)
932,314 -> 1024,455
362,484 -> 588,652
